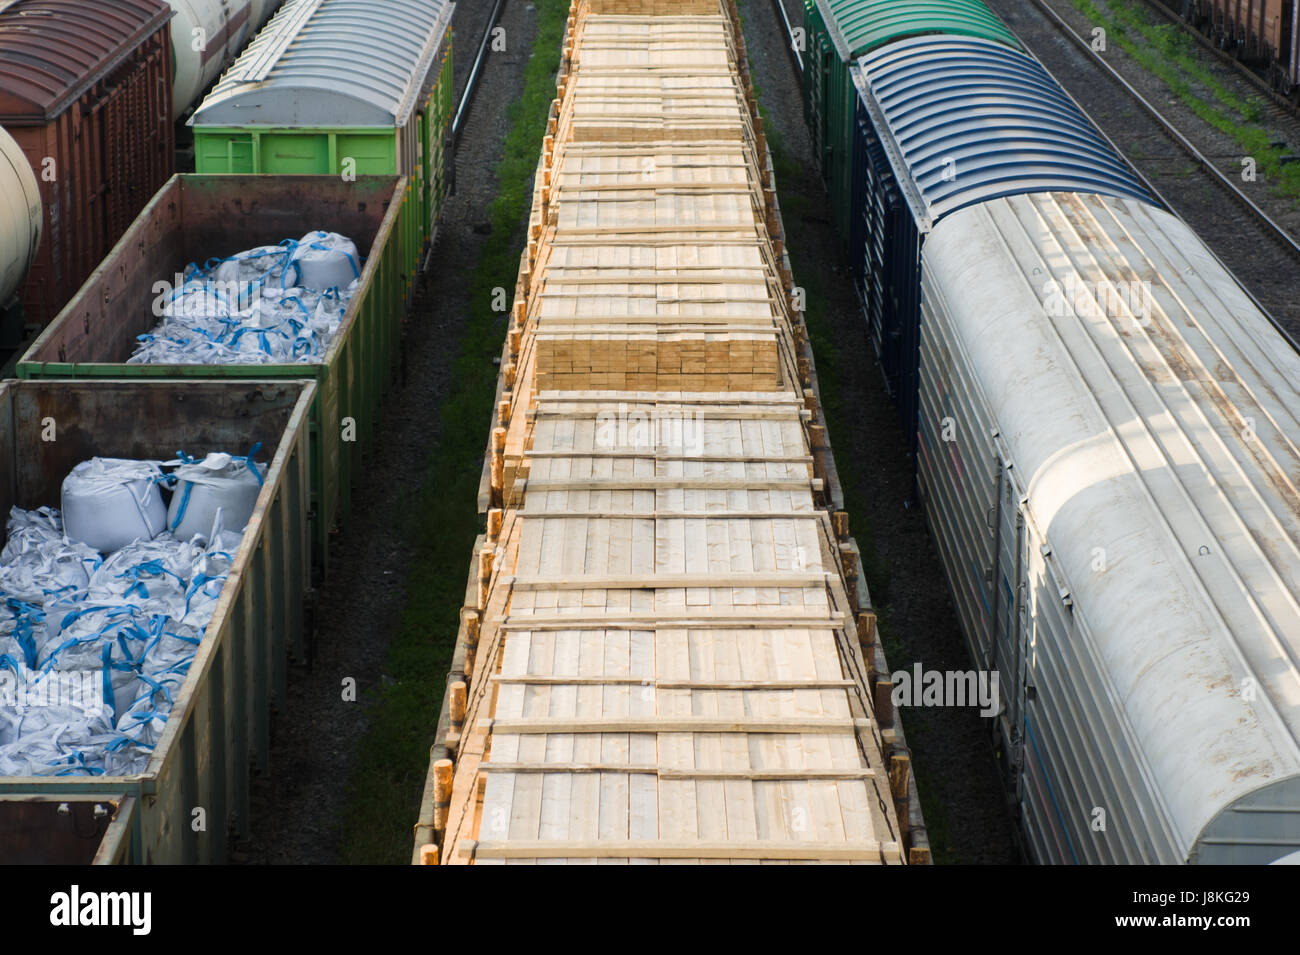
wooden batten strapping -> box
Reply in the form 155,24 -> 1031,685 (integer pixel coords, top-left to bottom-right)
477,546 -> 495,613
432,758 -> 454,840
447,682 -> 468,751
839,543 -> 860,608
874,678 -> 895,731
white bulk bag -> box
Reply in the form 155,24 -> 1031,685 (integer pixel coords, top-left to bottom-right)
0,599 -> 42,668
0,532 -> 99,606
0,506 -> 99,603
117,665 -> 187,747
0,654 -> 26,744
161,281 -> 231,323
101,737 -> 152,776
167,450 -> 264,542
0,714 -> 116,777
88,538 -> 198,609
139,619 -> 201,676
1,506 -> 62,556
6,693 -> 114,741
290,231 -> 361,291
0,631 -> 20,668
212,243 -> 294,300
40,602 -> 148,672
62,458 -> 168,554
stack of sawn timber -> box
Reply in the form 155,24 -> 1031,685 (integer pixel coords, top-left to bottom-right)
415,0 -> 928,866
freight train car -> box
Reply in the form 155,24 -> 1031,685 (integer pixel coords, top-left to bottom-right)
918,190 -> 1300,865
0,125 -> 41,350
0,0 -> 175,332
412,0 -> 928,866
167,0 -> 286,120
189,0 -> 455,284
16,174 -> 413,573
835,30 -> 1300,861
801,0 -> 1019,238
1181,0 -> 1299,96
846,35 -> 1153,459
0,379 -> 314,864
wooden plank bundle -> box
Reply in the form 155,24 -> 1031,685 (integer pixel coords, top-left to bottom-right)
418,0 -> 926,866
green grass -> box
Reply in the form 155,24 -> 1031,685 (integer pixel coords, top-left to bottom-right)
1074,0 -> 1300,198
337,0 -> 569,864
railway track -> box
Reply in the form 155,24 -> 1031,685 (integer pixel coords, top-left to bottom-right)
452,0 -> 509,145
985,0 -> 1300,346
769,0 -> 803,76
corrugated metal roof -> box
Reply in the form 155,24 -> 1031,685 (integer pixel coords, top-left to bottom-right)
852,35 -> 1154,228
0,0 -> 172,121
923,191 -> 1300,862
814,0 -> 1018,61
190,0 -> 453,129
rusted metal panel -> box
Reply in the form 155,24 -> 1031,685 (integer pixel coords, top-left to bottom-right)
17,174 -> 411,573
0,379 -> 314,864
0,0 -> 173,120
1210,0 -> 1286,59
0,794 -> 136,864
1,0 -> 175,329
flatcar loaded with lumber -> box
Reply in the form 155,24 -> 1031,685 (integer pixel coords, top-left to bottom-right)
412,0 -> 927,865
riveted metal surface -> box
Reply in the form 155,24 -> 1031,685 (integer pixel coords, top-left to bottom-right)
800,0 -> 1019,237
846,35 -> 1154,452
0,0 -> 172,120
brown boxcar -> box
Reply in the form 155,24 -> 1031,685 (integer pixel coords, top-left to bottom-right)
1185,0 -> 1298,93
0,0 -> 175,331
1286,0 -> 1298,92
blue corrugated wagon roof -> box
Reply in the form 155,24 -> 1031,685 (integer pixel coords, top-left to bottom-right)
852,35 -> 1155,227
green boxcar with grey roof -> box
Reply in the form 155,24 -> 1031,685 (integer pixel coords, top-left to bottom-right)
190,0 -> 454,289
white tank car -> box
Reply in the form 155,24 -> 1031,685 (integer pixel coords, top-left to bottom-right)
917,190 -> 1300,864
167,0 -> 286,119
0,125 -> 41,307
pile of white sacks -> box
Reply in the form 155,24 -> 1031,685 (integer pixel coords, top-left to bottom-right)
131,231 -> 361,365
0,450 -> 265,776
